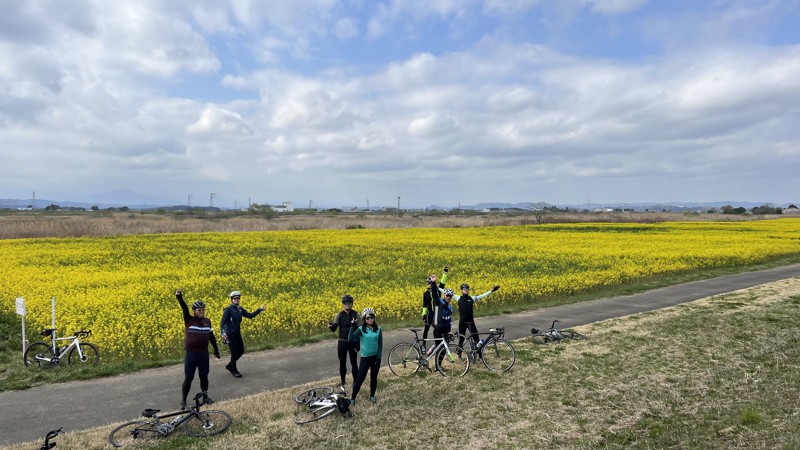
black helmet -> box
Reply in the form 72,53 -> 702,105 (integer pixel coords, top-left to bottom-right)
341,294 -> 354,304
460,283 -> 470,290
192,300 -> 206,310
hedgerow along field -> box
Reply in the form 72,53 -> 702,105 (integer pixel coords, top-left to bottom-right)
2,219 -> 800,362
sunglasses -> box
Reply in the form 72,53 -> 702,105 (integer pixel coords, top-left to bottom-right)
365,316 -> 375,320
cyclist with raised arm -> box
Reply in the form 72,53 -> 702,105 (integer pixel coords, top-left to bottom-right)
175,290 -> 220,410
450,282 -> 500,352
220,290 -> 265,378
422,266 -> 449,355
328,294 -> 361,389
428,281 -> 455,360
348,307 -> 383,405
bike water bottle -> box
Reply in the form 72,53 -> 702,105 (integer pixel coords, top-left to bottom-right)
477,339 -> 485,349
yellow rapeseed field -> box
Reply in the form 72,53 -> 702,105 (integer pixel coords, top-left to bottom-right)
2,219 -> 799,360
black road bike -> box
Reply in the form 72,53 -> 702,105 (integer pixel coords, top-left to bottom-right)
107,392 -> 232,447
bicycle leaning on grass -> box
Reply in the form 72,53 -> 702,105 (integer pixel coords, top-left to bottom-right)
107,392 -> 232,447
24,328 -> 99,368
530,320 -> 587,344
387,328 -> 470,377
459,326 -> 516,372
293,386 -> 352,424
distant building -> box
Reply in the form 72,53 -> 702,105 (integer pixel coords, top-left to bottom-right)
785,204 -> 799,214
272,202 -> 294,213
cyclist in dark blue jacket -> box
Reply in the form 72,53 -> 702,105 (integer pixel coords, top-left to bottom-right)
220,290 -> 264,378
428,280 -> 454,355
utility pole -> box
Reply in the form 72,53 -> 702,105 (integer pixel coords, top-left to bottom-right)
397,196 -> 401,215
32,191 -> 36,209
210,193 -> 216,208
187,194 -> 192,208
366,199 -> 369,211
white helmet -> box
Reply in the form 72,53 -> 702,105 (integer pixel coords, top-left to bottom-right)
361,307 -> 375,318
230,291 -> 241,298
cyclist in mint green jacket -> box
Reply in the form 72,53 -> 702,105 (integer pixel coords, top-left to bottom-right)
348,307 -> 383,405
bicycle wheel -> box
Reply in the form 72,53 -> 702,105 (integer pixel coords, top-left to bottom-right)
108,420 -> 161,447
480,339 -> 516,372
295,387 -> 334,405
67,342 -> 99,366
435,345 -> 469,377
387,343 -> 421,376
23,342 -> 55,367
559,330 -> 586,340
293,403 -> 337,424
183,410 -> 233,437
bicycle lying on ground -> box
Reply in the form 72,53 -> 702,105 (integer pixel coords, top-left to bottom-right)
387,328 -> 469,377
459,326 -> 516,372
107,392 -> 232,447
293,386 -> 352,424
24,328 -> 99,367
38,427 -> 63,450
531,320 -> 587,344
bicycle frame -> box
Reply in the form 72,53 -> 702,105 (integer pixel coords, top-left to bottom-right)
465,329 -> 500,359
34,330 -> 86,364
411,330 -> 457,370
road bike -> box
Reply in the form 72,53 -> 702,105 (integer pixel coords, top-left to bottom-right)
24,328 -> 99,367
531,320 -> 587,344
38,427 -> 63,450
107,392 -> 232,447
459,326 -> 516,372
387,328 -> 469,377
293,386 -> 352,424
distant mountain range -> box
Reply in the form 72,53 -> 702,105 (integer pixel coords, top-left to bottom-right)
2,195 -> 790,213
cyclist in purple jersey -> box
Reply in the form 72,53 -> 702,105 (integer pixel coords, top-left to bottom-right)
176,290 -> 220,410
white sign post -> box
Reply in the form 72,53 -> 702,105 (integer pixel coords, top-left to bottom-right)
16,297 -> 26,355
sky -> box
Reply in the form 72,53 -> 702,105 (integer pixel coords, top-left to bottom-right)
1,0 -> 799,209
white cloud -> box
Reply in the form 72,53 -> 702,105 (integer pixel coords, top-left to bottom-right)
2,1 -> 799,207
186,104 -> 255,136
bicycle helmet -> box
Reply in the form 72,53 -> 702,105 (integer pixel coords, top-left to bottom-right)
229,291 -> 241,298
192,300 -> 206,310
341,294 -> 354,304
460,283 -> 470,290
361,307 -> 375,318
443,288 -> 455,297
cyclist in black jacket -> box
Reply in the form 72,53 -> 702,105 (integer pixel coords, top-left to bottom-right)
328,294 -> 361,388
452,283 -> 500,351
422,266 -> 448,354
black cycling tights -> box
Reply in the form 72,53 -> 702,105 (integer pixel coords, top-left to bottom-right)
182,351 -> 210,403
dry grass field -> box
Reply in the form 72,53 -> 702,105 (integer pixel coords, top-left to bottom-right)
4,277 -> 798,450
0,210 -> 772,239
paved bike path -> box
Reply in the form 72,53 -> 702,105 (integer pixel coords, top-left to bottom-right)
3,263 -> 800,446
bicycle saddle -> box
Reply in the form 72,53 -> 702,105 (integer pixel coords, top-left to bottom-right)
141,409 -> 160,417
409,328 -> 422,332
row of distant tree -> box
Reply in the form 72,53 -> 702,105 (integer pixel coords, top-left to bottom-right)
719,204 -> 792,215
26,202 -> 796,216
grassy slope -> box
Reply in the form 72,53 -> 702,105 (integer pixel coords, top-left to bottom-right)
6,277 -> 800,450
